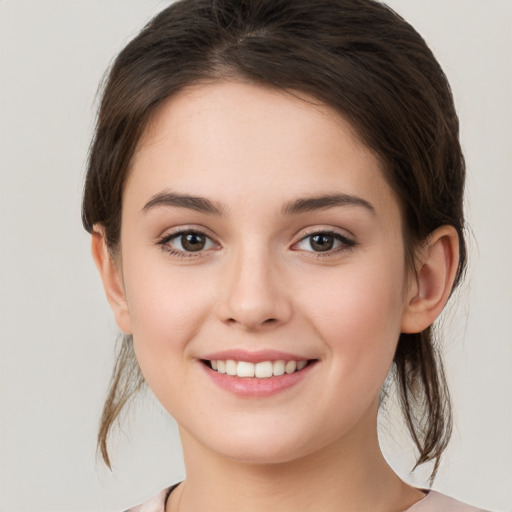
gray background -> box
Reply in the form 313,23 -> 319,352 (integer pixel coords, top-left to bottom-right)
0,1 -> 511,511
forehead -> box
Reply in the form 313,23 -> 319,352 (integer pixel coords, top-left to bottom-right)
135,80 -> 370,170
126,80 -> 400,223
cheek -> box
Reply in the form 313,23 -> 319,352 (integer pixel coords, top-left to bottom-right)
122,256 -> 214,376
302,259 -> 406,386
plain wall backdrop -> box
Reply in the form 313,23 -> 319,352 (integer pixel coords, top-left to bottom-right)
0,1 -> 511,511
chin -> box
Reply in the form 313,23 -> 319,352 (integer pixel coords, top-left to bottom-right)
219,443 -> 306,465
200,425 -> 322,466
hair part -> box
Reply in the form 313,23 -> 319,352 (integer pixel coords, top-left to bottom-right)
84,0 -> 466,480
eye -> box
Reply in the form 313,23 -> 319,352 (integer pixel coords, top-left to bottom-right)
294,230 -> 355,255
157,229 -> 217,257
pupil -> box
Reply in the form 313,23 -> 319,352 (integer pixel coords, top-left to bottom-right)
182,233 -> 205,251
311,234 -> 333,251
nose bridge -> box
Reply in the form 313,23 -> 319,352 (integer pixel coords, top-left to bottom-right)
218,237 -> 292,330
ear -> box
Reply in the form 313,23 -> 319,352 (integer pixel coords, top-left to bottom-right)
401,225 -> 460,334
91,225 -> 133,334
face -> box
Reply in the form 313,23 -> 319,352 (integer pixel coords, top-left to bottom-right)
114,81 -> 415,464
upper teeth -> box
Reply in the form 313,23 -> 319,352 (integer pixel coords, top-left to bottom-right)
210,360 -> 308,378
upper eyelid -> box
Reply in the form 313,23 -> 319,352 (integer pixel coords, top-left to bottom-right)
157,227 -> 354,253
156,229 -> 219,259
293,227 -> 356,248
158,226 -> 352,241
292,230 -> 355,251
297,227 -> 353,240
158,225 -> 218,242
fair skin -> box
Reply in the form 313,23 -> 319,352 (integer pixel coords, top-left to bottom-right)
92,81 -> 459,512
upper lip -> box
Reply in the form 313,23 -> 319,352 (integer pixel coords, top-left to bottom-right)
200,349 -> 315,364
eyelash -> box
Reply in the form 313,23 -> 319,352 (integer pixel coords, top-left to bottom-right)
156,229 -> 218,259
296,229 -> 356,258
156,229 -> 356,259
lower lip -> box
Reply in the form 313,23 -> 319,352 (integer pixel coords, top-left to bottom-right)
200,360 -> 318,398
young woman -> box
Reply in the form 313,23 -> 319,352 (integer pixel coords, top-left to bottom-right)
82,0 -> 490,510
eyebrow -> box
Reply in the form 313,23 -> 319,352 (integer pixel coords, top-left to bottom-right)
142,191 -> 375,216
142,192 -> 226,215
281,193 -> 375,216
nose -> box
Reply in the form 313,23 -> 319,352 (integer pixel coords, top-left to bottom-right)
216,244 -> 293,331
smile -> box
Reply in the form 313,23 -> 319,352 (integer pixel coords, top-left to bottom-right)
201,358 -> 319,398
205,359 -> 311,378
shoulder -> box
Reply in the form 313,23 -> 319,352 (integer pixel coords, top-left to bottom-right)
123,484 -> 179,512
406,490 -> 490,512
122,486 -> 491,512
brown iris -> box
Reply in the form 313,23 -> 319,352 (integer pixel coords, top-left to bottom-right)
310,234 -> 335,252
181,232 -> 206,251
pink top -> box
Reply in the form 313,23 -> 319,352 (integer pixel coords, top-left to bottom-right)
124,485 -> 490,512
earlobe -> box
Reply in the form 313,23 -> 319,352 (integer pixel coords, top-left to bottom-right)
401,226 -> 460,334
91,225 -> 133,334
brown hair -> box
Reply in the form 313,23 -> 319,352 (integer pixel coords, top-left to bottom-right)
83,0 -> 466,479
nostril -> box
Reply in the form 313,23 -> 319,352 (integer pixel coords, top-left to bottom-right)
225,317 -> 278,328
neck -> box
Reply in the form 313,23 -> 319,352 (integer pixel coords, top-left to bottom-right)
168,405 -> 424,512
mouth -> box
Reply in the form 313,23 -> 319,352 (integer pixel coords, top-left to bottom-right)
201,359 -> 318,379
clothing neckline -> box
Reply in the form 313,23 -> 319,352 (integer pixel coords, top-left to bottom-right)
163,483 -> 180,510
404,490 -> 431,511
163,483 -> 431,512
